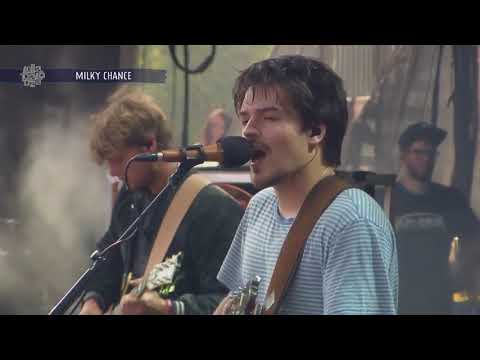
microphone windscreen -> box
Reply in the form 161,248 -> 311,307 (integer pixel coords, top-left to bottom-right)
217,136 -> 252,168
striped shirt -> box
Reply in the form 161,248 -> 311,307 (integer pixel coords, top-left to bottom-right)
217,187 -> 398,315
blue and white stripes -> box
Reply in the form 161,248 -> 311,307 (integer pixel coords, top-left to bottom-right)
217,187 -> 398,315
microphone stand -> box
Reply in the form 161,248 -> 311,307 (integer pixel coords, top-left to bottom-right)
48,157 -> 203,315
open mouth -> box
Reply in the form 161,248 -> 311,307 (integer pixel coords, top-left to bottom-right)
251,148 -> 267,163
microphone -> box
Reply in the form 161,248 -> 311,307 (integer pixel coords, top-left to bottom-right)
134,136 -> 252,168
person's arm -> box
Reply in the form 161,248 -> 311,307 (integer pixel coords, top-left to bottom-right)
323,218 -> 397,315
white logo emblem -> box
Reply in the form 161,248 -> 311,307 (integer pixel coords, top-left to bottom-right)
20,64 -> 45,88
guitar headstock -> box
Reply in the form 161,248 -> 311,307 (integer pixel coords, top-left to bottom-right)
109,253 -> 183,315
136,252 -> 183,298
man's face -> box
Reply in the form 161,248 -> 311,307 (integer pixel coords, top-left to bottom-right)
239,86 -> 314,189
402,139 -> 437,182
107,145 -> 153,191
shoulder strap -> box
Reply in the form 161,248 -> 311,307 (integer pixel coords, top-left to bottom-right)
263,175 -> 351,315
143,173 -> 211,277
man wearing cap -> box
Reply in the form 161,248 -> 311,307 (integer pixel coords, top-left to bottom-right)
392,122 -> 479,314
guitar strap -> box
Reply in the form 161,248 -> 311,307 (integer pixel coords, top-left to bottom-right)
143,173 -> 211,278
263,175 -> 352,315
108,173 -> 211,314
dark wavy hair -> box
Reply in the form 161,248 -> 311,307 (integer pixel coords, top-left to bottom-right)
233,55 -> 348,167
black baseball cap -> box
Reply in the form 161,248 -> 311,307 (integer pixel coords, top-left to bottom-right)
398,122 -> 447,150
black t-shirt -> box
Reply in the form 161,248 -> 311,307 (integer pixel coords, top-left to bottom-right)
391,182 -> 478,314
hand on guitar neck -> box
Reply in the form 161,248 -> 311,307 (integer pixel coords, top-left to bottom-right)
80,252 -> 182,315
79,277 -> 172,315
119,290 -> 174,315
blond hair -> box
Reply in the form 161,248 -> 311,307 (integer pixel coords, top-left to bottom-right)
90,86 -> 172,164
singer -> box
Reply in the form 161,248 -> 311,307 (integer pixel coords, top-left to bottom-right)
215,55 -> 398,315
79,87 -> 244,315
